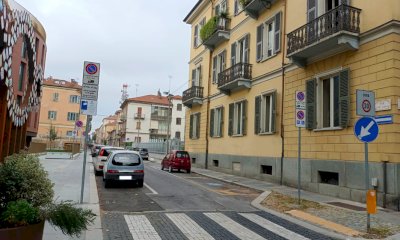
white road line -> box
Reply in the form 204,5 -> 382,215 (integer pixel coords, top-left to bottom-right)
240,213 -> 310,240
144,182 -> 158,194
124,215 -> 161,240
166,213 -> 215,240
204,213 -> 266,240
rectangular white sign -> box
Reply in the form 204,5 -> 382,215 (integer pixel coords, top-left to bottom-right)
295,91 -> 306,128
295,91 -> 306,110
375,99 -> 391,111
80,61 -> 100,116
81,83 -> 99,100
80,99 -> 97,116
356,89 -> 375,116
295,109 -> 306,128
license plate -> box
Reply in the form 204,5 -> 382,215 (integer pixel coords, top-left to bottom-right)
119,176 -> 132,180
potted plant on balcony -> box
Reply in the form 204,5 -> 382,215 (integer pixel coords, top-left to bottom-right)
0,153 -> 95,240
239,0 -> 251,7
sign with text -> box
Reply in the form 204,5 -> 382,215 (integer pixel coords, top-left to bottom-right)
80,100 -> 98,116
81,83 -> 99,100
295,91 -> 306,128
356,90 -> 375,116
80,61 -> 100,116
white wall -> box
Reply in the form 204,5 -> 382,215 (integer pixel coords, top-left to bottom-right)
170,99 -> 185,141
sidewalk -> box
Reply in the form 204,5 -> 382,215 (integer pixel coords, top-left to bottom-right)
150,153 -> 400,239
39,151 -> 102,240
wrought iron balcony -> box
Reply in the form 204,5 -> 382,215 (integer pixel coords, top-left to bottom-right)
182,86 -> 204,108
218,62 -> 252,94
242,0 -> 277,19
150,114 -> 168,121
201,16 -> 230,50
287,5 -> 361,67
134,113 -> 145,120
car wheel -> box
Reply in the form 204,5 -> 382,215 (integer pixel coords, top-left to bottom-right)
104,179 -> 111,188
187,169 -> 191,174
161,164 -> 164,170
137,179 -> 144,188
168,165 -> 172,173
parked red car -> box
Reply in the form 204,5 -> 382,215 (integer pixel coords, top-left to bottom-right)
161,150 -> 191,173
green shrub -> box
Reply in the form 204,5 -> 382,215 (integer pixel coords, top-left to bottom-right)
1,200 -> 40,227
200,16 -> 219,42
239,0 -> 251,6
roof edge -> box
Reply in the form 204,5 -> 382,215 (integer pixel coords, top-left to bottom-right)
183,0 -> 208,24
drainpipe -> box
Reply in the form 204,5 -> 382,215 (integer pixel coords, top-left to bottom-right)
382,160 -> 388,208
280,0 -> 287,185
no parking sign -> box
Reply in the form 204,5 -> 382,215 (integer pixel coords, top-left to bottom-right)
295,91 -> 306,128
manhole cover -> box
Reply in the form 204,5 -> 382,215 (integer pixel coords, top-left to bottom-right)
327,202 -> 365,211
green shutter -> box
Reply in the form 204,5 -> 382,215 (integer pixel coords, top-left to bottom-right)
274,12 -> 282,53
271,91 -> 277,133
212,56 -> 217,83
220,107 -> 224,137
256,24 -> 263,62
228,103 -> 234,136
231,43 -> 236,66
191,69 -> 196,87
198,66 -> 202,86
210,109 -> 215,137
254,96 -> 261,134
189,114 -> 193,139
196,113 -> 201,139
306,79 -> 317,130
339,69 -> 350,128
244,35 -> 250,63
242,100 -> 247,135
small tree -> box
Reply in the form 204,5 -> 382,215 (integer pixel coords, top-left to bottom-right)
48,125 -> 58,150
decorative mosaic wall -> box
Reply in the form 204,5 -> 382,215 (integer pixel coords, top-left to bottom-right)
0,1 -> 43,127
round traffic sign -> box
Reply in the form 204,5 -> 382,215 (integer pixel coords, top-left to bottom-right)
297,110 -> 305,120
362,99 -> 371,113
85,64 -> 98,75
354,117 -> 379,143
75,120 -> 83,128
296,92 -> 305,101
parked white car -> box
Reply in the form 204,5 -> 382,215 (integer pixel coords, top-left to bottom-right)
93,146 -> 124,176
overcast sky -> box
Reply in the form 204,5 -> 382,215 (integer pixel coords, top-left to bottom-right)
15,0 -> 197,129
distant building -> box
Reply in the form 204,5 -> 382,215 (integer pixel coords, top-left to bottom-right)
0,0 -> 47,161
120,94 -> 185,145
97,115 -> 117,145
35,78 -> 87,148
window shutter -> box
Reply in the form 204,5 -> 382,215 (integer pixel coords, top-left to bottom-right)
222,50 -> 226,71
339,69 -> 350,128
212,56 -> 217,83
189,114 -> 193,139
220,107 -> 224,137
48,111 -> 51,119
215,4 -> 220,15
254,96 -> 261,134
210,109 -> 215,137
256,24 -> 263,62
271,91 -> 277,133
244,35 -> 250,63
228,103 -> 234,136
307,0 -> 317,21
234,0 -> 238,15
242,100 -> 247,135
196,113 -> 201,138
198,65 -> 202,86
231,43 -> 236,66
274,12 -> 281,54
191,69 -> 196,87
194,25 -> 198,47
306,78 -> 317,130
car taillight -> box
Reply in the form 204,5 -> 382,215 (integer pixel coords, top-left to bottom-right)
133,170 -> 144,173
107,170 -> 119,173
99,149 -> 104,156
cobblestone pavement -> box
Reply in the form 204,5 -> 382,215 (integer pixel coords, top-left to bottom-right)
103,211 -> 333,240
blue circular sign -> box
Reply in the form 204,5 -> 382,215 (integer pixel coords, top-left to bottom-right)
297,92 -> 305,101
354,117 -> 379,143
85,64 -> 98,75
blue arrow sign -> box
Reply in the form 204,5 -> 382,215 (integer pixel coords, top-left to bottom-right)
354,117 -> 379,143
81,100 -> 88,111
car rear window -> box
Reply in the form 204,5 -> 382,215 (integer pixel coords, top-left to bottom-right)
176,151 -> 189,158
103,148 -> 119,157
112,153 -> 141,166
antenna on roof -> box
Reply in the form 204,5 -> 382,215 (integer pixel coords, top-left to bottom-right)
120,84 -> 129,105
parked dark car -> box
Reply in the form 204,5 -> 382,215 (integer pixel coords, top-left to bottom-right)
133,148 -> 149,160
161,150 -> 191,173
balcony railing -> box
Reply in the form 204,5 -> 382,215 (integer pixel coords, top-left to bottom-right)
182,86 -> 204,108
242,0 -> 277,19
150,114 -> 168,121
218,62 -> 252,93
134,113 -> 145,120
201,16 -> 230,50
287,5 -> 361,57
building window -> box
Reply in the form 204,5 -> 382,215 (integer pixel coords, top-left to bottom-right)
175,131 -> 181,139
212,50 -> 226,84
231,34 -> 250,66
66,131 -> 73,137
67,112 -> 79,121
177,104 -> 182,111
134,137 -> 141,143
228,100 -> 247,136
189,113 -> 200,139
21,39 -> 27,58
306,69 -> 349,130
193,18 -> 205,48
69,95 -> 80,103
234,0 -> 244,15
53,93 -> 59,102
176,117 -> 182,125
215,0 -> 227,15
48,111 -> 57,120
35,38 -> 39,61
136,121 -> 141,130
18,63 -> 26,91
256,12 -> 281,62
255,91 -> 276,134
41,44 -> 45,67
191,65 -> 202,87
210,106 -> 224,137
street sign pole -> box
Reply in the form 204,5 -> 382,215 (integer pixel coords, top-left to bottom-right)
365,142 -> 370,230
80,116 -> 91,204
298,127 -> 301,205
295,91 -> 306,205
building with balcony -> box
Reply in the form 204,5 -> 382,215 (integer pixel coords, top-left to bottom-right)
184,0 -> 400,209
35,78 -> 87,148
120,94 -> 185,146
0,0 -> 47,161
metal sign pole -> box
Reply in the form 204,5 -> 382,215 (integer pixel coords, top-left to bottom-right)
365,142 -> 370,230
80,116 -> 91,204
298,127 -> 301,205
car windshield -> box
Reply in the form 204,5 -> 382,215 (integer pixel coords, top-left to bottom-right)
111,153 -> 140,166
176,151 -> 189,158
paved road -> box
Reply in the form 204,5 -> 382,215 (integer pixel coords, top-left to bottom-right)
96,161 -> 332,240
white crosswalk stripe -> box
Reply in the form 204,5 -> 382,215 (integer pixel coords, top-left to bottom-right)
124,215 -> 161,240
240,213 -> 310,240
204,212 -> 266,240
166,213 -> 215,240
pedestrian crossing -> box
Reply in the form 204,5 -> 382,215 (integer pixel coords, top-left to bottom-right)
123,211 -> 332,240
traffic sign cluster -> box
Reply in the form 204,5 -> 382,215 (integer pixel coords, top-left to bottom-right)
80,61 -> 100,116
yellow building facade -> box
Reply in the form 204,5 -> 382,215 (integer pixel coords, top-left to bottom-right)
184,0 -> 400,209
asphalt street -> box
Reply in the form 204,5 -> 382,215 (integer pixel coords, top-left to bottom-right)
96,160 -> 332,240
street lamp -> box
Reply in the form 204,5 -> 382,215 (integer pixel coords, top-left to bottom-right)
163,91 -> 173,154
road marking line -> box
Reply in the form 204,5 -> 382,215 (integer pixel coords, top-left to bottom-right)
124,215 -> 161,240
204,213 -> 266,240
239,213 -> 310,240
166,213 -> 214,240
144,183 -> 158,194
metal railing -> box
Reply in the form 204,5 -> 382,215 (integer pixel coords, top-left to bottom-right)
134,113 -> 145,119
150,114 -> 168,121
287,5 -> 361,55
217,62 -> 252,88
183,86 -> 204,102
